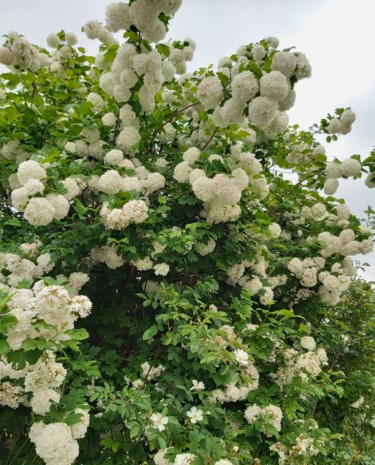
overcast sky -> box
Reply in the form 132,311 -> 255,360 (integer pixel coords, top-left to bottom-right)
0,0 -> 374,279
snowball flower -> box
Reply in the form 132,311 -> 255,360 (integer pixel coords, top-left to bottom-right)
99,170 -> 123,195
29,422 -> 79,465
17,160 -> 47,185
324,178 -> 339,195
154,263 -> 169,276
102,112 -> 117,126
174,453 -> 196,465
150,412 -> 169,431
46,194 -> 70,220
24,197 -> 55,226
268,222 -> 281,238
244,404 -> 262,424
30,389 -> 60,415
197,76 -> 223,110
271,51 -> 297,77
46,33 -> 60,48
186,406 -> 203,423
300,336 -> 316,351
234,349 -> 249,366
117,126 -> 141,153
340,109 -> 356,126
122,199 -> 148,223
70,408 -> 90,439
182,147 -> 201,165
259,71 -> 289,101
248,96 -> 278,130
231,71 -> 259,103
104,149 -> 124,166
174,161 -> 192,183
105,2 -> 132,32
365,172 -> 375,188
0,46 -> 13,66
341,158 -> 361,177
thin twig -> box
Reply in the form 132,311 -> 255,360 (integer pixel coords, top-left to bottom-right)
201,128 -> 218,151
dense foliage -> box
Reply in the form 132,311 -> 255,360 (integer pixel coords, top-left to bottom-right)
0,2 -> 374,464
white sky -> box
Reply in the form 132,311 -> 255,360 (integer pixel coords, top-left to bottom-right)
1,0 -> 374,279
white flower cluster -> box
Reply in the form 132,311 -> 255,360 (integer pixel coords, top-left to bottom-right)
91,244 -> 124,269
272,344 -> 328,387
225,253 -> 286,305
244,403 -> 283,435
287,235 -> 370,305
270,426 -> 323,465
68,128 -> 105,160
141,361 -> 165,380
0,34 -> 48,70
154,448 -> 172,465
47,32 -> 81,79
204,44 -> 311,133
3,278 -> 92,352
324,157 -> 362,195
10,160 -> 72,225
210,362 -> 259,403
29,421 -> 80,465
100,199 -> 149,230
0,350 -> 65,412
173,453 -> 196,465
195,238 -> 216,256
327,109 -> 356,135
173,147 -> 250,223
0,250 -> 53,288
0,140 -> 29,166
95,29 -> 190,115
286,142 -> 319,165
104,0 -> 182,43
0,248 -> 92,463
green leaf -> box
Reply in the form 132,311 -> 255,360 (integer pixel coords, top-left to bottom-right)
142,324 -> 158,340
0,339 -> 10,355
130,424 -> 140,438
158,437 -> 167,449
156,44 -> 170,57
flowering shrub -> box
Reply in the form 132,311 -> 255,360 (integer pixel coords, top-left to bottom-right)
0,1 -> 374,464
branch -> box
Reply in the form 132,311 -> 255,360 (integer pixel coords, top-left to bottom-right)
148,102 -> 199,155
201,127 -> 218,151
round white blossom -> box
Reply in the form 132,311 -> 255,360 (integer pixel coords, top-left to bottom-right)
248,96 -> 278,130
99,170 -> 123,195
17,160 -> 47,185
300,336 -> 316,351
197,76 -> 223,110
231,71 -> 259,103
271,51 -> 297,77
324,178 -> 339,195
102,112 -> 117,126
46,194 -> 70,220
154,263 -> 169,276
24,198 -> 55,226
341,158 -> 361,177
30,389 -> 60,415
259,71 -> 289,101
29,422 -> 79,465
122,200 -> 148,224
